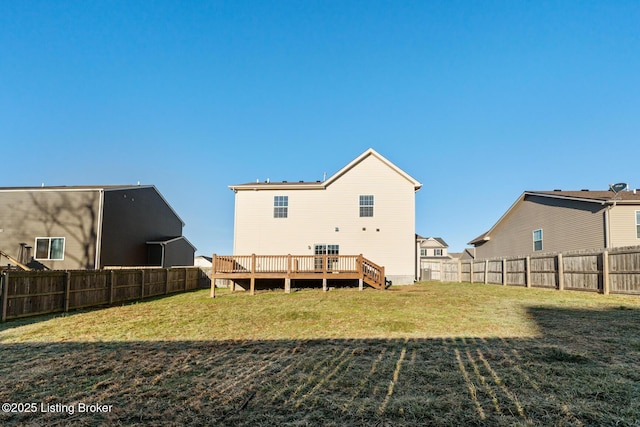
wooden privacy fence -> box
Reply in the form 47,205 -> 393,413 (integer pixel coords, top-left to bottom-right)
423,246 -> 640,296
0,267 -> 210,321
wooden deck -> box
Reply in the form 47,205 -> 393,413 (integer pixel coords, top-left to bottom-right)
210,254 -> 386,296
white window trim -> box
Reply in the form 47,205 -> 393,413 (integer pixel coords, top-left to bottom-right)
273,195 -> 289,218
34,237 -> 66,261
359,195 -> 374,217
533,229 -> 543,252
636,211 -> 640,239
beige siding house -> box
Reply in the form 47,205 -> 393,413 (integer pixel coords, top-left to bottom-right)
229,148 -> 422,285
469,188 -> 640,259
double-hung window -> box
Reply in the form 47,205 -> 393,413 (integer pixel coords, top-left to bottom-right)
359,195 -> 374,217
636,211 -> 640,238
274,196 -> 288,218
35,237 -> 65,260
533,229 -> 543,252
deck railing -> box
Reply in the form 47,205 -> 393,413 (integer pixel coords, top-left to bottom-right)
211,254 -> 385,294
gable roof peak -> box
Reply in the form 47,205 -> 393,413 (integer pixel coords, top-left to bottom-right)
323,148 -> 422,191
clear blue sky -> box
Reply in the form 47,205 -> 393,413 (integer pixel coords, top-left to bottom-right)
2,1 -> 639,256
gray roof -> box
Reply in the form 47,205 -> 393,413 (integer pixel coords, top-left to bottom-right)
0,185 -> 143,191
529,189 -> 640,203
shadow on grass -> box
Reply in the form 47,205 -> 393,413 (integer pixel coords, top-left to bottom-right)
1,307 -> 640,426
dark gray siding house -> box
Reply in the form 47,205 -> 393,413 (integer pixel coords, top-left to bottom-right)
0,185 -> 195,270
469,189 -> 640,259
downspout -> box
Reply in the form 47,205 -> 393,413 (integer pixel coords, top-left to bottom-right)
413,239 -> 420,282
604,201 -> 615,249
94,189 -> 105,269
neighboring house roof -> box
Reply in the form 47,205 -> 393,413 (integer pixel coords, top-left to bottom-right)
416,235 -> 449,248
0,185 -> 139,191
229,148 -> 422,192
468,188 -> 640,246
0,184 -> 187,227
147,236 -> 197,251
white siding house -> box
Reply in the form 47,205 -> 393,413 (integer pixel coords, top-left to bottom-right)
229,148 -> 422,285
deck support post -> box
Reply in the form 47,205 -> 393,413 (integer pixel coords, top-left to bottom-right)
322,254 -> 328,291
285,255 -> 292,294
359,278 -> 363,291
250,254 -> 256,295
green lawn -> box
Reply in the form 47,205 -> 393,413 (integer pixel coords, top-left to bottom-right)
1,282 -> 640,426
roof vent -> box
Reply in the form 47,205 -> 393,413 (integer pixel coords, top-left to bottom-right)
581,189 -> 589,191
553,189 -> 562,192
282,181 -> 287,183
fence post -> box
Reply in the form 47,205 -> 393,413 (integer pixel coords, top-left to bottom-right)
210,254 -> 217,298
502,259 -> 507,286
458,259 -> 462,283
1,272 -> 8,322
140,269 -> 145,298
525,256 -> 531,288
557,253 -> 564,291
64,271 -> 71,313
164,267 -> 170,295
470,261 -> 474,284
602,250 -> 610,295
109,270 -> 115,304
484,260 -> 489,284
